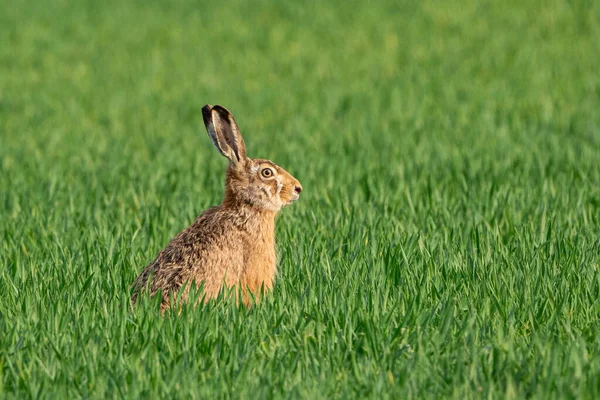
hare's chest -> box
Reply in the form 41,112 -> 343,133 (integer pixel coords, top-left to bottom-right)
242,235 -> 277,291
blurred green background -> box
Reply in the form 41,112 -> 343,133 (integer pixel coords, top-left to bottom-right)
1,0 -> 599,398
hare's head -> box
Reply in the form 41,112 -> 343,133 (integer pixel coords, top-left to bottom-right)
202,104 -> 302,212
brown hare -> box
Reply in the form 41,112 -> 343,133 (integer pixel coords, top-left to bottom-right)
131,105 -> 302,311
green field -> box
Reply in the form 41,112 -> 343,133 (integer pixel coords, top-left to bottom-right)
2,0 -> 600,398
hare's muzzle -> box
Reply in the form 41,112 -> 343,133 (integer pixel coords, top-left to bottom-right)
289,184 -> 302,203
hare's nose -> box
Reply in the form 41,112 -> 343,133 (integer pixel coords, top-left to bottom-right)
294,185 -> 303,194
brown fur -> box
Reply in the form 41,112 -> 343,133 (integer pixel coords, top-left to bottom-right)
131,105 -> 302,311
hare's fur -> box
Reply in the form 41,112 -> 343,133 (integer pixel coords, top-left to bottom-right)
131,105 -> 302,310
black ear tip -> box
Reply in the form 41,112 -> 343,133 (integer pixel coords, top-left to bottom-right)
201,104 -> 213,125
212,105 -> 231,119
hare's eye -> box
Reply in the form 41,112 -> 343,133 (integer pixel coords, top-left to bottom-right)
261,168 -> 274,178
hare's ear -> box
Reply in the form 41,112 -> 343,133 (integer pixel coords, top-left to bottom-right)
202,104 -> 247,165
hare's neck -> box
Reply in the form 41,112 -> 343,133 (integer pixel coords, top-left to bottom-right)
219,200 -> 277,233
241,204 -> 276,234
252,213 -> 276,247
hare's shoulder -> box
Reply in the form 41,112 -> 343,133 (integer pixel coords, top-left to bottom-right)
164,205 -> 247,263
158,206 -> 232,263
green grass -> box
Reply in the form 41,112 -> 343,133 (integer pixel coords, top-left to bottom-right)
2,0 -> 600,398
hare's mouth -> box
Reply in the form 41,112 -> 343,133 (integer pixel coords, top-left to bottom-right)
287,194 -> 300,204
